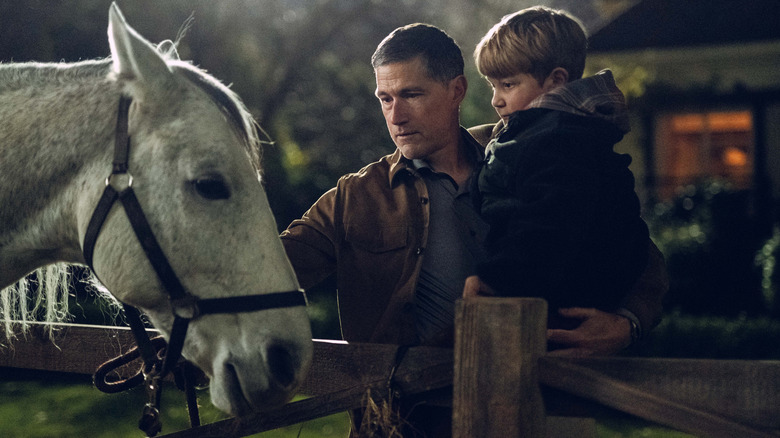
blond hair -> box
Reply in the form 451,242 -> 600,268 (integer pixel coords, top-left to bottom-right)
475,6 -> 587,84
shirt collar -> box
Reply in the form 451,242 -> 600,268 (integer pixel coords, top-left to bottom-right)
388,127 -> 484,186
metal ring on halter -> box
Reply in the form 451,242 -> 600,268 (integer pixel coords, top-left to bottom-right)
171,295 -> 200,320
106,173 -> 133,191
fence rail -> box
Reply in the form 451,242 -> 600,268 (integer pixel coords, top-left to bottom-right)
2,298 -> 780,438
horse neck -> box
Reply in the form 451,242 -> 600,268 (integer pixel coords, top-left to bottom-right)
0,61 -> 118,286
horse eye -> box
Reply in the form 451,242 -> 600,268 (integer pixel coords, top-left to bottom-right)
193,176 -> 231,200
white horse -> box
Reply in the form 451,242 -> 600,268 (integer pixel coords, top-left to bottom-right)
0,3 -> 312,417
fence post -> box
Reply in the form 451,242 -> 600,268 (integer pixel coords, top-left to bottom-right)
453,297 -> 548,438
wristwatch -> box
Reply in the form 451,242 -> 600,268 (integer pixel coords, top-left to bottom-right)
616,308 -> 641,347
627,317 -> 639,345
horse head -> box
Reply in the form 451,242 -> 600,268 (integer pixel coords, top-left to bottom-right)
79,4 -> 312,416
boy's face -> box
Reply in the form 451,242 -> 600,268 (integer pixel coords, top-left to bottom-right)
486,73 -> 546,123
487,68 -> 566,124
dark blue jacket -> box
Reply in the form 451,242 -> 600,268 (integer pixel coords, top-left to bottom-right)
476,71 -> 649,311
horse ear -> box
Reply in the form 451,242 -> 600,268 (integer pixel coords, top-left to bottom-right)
108,3 -> 172,84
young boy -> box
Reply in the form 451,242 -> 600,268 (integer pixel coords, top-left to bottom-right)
464,6 -> 650,316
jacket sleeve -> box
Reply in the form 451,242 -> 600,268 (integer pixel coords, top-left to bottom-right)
619,239 -> 669,335
280,187 -> 340,290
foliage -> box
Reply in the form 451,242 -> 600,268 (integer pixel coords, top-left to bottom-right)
755,226 -> 780,317
645,180 -> 768,316
633,311 -> 780,359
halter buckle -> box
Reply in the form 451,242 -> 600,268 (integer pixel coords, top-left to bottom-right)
171,294 -> 200,320
106,172 -> 134,191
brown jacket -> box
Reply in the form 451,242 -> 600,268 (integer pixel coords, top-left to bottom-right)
281,127 -> 667,345
281,142 -> 440,345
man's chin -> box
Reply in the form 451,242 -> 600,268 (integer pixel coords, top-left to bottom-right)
396,141 -> 427,160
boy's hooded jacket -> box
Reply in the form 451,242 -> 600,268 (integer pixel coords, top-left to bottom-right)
476,69 -> 649,310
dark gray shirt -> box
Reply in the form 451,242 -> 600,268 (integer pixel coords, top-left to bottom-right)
412,160 -> 489,344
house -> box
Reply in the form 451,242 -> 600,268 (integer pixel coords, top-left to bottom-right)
585,0 -> 780,233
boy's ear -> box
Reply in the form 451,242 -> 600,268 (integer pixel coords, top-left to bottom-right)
543,68 -> 569,92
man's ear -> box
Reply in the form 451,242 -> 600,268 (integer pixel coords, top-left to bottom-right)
543,67 -> 569,92
450,74 -> 468,105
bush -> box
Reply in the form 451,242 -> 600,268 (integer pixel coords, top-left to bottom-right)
647,180 -> 768,316
755,226 -> 780,317
633,312 -> 780,359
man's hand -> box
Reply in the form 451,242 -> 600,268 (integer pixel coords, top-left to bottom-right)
546,307 -> 632,357
462,275 -> 497,298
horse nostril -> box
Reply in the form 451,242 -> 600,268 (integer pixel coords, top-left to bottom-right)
267,343 -> 297,389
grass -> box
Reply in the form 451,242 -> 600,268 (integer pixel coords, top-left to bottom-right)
0,370 -> 350,438
597,416 -> 695,438
0,372 -> 697,438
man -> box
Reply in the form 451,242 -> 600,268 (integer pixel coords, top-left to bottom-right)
281,23 -> 667,437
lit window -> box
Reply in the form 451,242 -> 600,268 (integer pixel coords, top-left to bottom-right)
654,110 -> 753,200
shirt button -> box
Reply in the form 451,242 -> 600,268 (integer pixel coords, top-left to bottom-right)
420,197 -> 429,204
415,247 -> 424,255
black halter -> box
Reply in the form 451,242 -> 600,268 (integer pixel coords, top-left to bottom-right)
83,96 -> 305,436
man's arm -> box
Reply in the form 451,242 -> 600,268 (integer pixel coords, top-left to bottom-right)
467,239 -> 668,356
546,240 -> 668,356
618,239 -> 669,334
280,188 -> 340,290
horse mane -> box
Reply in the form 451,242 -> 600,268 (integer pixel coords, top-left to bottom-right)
1,264 -> 69,340
171,61 -> 266,175
0,57 -> 266,342
0,59 -> 265,174
0,59 -> 113,91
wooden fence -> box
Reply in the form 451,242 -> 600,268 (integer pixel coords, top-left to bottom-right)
2,297 -> 779,437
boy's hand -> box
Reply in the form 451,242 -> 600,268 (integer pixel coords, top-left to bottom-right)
546,307 -> 632,357
462,275 -> 497,298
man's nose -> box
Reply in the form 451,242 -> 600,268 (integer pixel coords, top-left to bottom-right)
388,101 -> 408,125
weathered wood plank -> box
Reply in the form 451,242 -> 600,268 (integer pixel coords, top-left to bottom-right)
298,340 -> 452,397
4,322 -> 780,438
0,321 -> 149,376
159,342 -> 453,438
453,297 -> 547,438
542,357 -> 780,430
539,356 -> 780,438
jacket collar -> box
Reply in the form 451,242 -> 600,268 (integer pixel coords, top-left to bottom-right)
527,69 -> 630,133
388,127 -> 484,186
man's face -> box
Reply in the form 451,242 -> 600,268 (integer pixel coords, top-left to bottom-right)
375,57 -> 464,161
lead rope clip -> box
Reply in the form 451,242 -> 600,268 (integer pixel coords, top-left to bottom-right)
139,369 -> 163,437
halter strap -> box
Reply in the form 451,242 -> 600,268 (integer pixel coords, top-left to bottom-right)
84,95 -> 306,323
84,95 -> 306,437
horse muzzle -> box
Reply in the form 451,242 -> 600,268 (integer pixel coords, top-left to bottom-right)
210,339 -> 310,416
